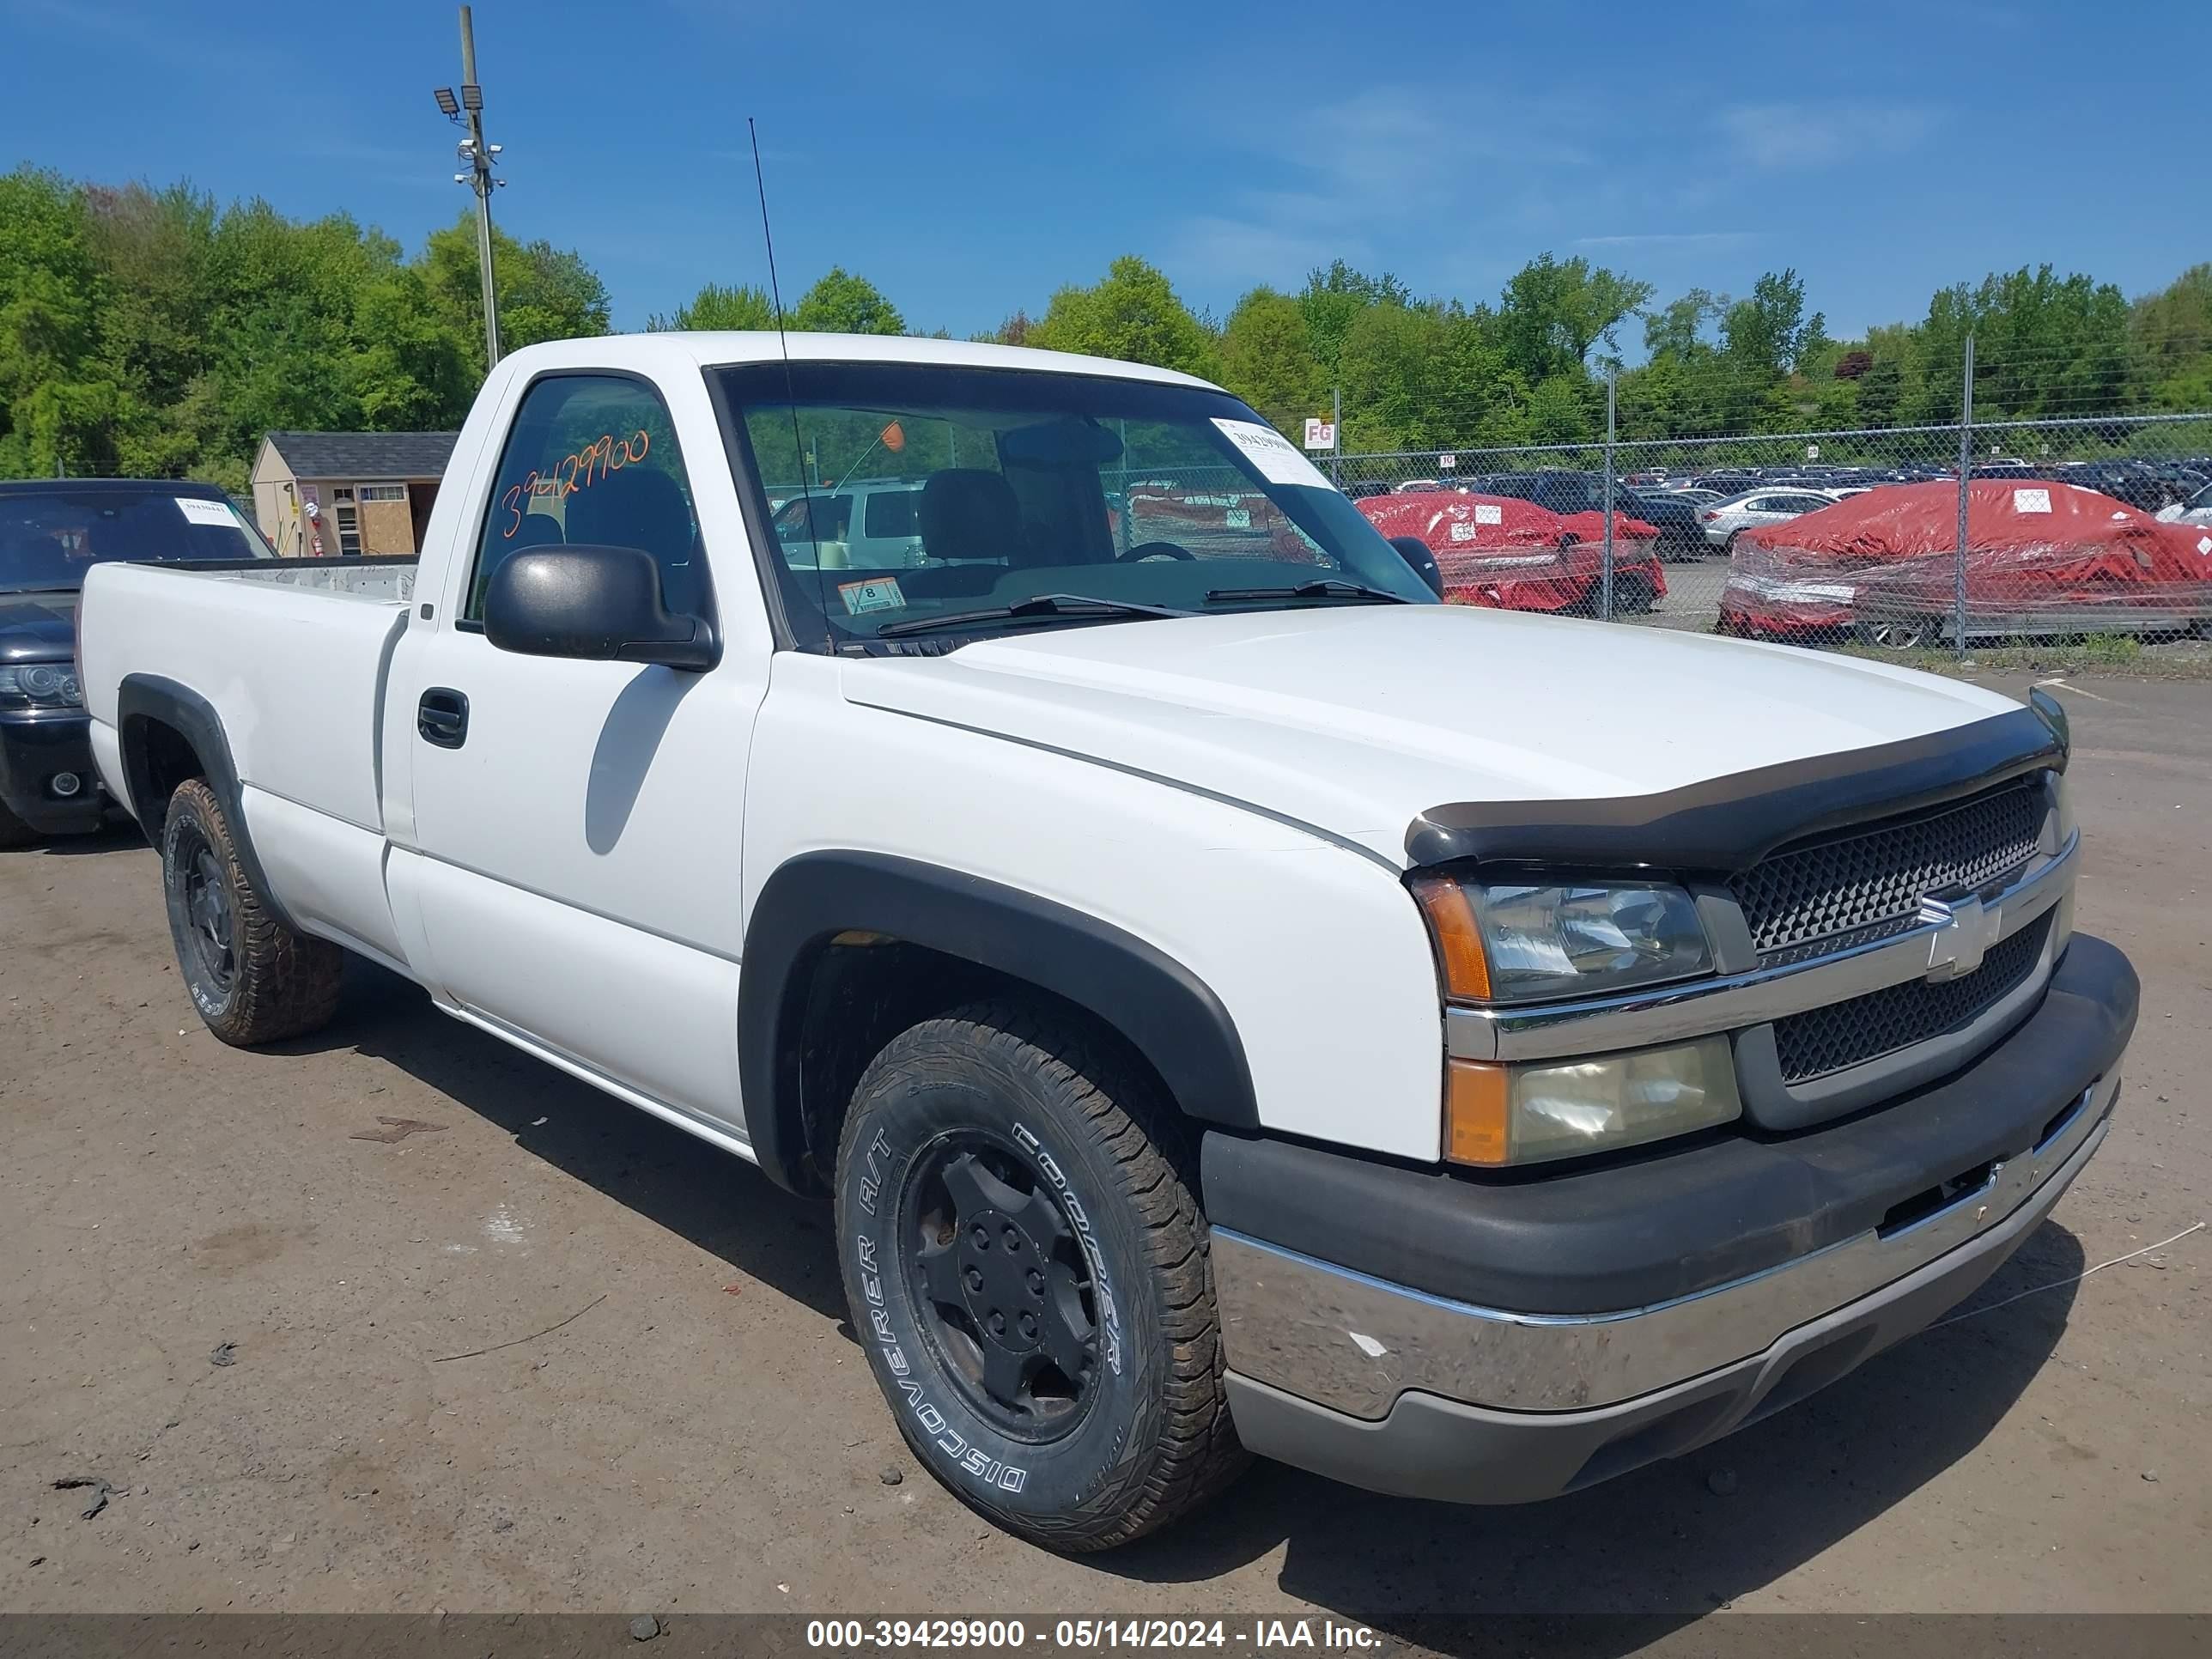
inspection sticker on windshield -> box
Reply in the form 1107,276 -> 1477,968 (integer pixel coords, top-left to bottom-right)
1212,419 -> 1332,489
2013,488 -> 2053,514
836,577 -> 905,616
175,497 -> 238,527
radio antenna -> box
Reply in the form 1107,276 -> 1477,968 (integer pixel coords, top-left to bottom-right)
749,118 -> 834,650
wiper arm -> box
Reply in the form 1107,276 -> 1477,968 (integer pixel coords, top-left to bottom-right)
1203,578 -> 1409,605
872,592 -> 1189,640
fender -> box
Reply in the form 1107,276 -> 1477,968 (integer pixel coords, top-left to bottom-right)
115,673 -> 298,933
738,850 -> 1259,1193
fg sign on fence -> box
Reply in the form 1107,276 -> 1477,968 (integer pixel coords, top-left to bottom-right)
1304,418 -> 1336,452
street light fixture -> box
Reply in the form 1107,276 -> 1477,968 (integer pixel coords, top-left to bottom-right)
437,7 -> 502,368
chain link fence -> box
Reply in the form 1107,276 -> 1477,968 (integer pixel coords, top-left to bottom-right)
1320,349 -> 2212,659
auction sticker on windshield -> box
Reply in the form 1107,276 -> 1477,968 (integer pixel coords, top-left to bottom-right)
1211,419 -> 1333,490
175,497 -> 240,528
838,577 -> 906,616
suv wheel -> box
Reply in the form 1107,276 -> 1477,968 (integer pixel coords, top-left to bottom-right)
161,779 -> 343,1045
834,1000 -> 1247,1551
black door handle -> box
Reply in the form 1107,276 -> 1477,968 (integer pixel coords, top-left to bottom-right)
417,687 -> 469,749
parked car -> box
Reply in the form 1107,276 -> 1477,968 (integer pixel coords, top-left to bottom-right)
1358,491 -> 1665,613
771,477 -> 926,568
0,478 -> 276,848
1477,471 -> 1705,560
1723,479 -> 2212,646
76,332 -> 2133,1551
1700,487 -> 1841,550
2155,480 -> 2212,528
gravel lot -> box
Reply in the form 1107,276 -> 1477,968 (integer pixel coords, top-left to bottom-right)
3,672 -> 2206,1628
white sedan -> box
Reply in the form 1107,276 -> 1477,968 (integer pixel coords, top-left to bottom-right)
1700,487 -> 1841,549
2155,481 -> 2212,528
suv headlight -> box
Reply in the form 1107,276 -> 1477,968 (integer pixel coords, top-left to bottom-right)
1412,876 -> 1712,1004
0,662 -> 82,708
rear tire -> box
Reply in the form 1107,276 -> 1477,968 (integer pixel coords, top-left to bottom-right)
834,1000 -> 1247,1552
161,778 -> 343,1046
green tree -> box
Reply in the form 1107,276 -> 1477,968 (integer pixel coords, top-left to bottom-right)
647,281 -> 777,332
791,266 -> 904,335
1218,288 -> 1324,437
1496,252 -> 1653,383
1720,269 -> 1827,379
419,213 -> 611,380
1297,260 -> 1412,382
0,168 -> 123,477
1029,256 -> 1217,377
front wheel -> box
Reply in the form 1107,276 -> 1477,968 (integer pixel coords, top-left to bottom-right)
834,1001 -> 1246,1552
161,778 -> 344,1045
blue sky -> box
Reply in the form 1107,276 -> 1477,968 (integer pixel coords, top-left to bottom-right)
4,0 -> 2206,343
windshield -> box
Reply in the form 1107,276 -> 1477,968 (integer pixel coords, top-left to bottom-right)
716,362 -> 1434,649
0,488 -> 275,593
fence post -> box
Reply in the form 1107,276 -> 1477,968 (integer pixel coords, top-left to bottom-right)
1330,386 -> 1342,488
1954,334 -> 1974,658
1601,366 -> 1617,623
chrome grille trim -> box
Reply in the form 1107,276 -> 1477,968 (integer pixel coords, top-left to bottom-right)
1732,776 -> 2046,963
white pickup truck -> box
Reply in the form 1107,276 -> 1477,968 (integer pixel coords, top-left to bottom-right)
78,332 -> 2136,1551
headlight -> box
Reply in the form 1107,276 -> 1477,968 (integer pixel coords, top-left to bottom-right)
1446,1037 -> 1741,1166
0,662 -> 82,707
1412,877 -> 1712,1003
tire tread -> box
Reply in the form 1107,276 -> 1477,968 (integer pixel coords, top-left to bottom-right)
838,997 -> 1248,1552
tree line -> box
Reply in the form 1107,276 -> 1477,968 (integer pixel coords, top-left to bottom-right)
5,163 -> 2209,485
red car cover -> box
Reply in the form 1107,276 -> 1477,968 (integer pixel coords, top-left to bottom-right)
1124,489 -> 1323,564
1723,481 -> 2212,639
1358,492 -> 1665,613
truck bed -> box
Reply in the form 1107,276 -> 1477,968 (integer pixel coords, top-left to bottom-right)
78,558 -> 419,839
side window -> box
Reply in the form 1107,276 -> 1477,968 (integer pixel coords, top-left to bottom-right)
467,374 -> 700,621
864,488 -> 919,538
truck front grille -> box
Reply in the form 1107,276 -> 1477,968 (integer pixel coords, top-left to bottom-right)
1771,909 -> 2053,1084
1733,777 -> 2045,963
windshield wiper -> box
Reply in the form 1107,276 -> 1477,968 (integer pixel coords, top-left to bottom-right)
872,592 -> 1189,640
1203,578 -> 1409,605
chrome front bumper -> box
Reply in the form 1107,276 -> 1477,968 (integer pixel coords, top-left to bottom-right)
1216,1069 -> 2116,1422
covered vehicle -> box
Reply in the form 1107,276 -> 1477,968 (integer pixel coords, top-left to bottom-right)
1721,480 -> 2212,646
1120,485 -> 1328,564
1359,491 -> 1664,614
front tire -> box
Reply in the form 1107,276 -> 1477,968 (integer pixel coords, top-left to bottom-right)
834,1000 -> 1246,1552
161,778 -> 343,1045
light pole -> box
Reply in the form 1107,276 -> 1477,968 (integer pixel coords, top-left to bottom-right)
434,5 -> 503,369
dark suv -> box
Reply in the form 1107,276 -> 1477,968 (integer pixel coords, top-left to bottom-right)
1479,470 -> 1710,560
0,479 -> 274,846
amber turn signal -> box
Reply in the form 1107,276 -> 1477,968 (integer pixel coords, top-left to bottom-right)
1411,876 -> 1492,1001
1444,1059 -> 1511,1166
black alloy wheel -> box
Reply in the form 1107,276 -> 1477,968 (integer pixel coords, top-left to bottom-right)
903,1135 -> 1101,1440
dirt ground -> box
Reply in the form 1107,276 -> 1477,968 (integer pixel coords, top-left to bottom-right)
2,672 -> 2206,1632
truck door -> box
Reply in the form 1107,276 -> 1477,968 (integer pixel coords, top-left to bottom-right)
383,363 -> 769,1142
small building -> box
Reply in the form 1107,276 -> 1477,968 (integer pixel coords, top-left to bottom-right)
251,431 -> 459,558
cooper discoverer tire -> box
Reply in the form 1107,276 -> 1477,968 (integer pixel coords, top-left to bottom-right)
834,1000 -> 1247,1552
161,778 -> 343,1046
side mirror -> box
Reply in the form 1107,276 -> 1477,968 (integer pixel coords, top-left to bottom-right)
1389,535 -> 1445,599
483,544 -> 717,672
